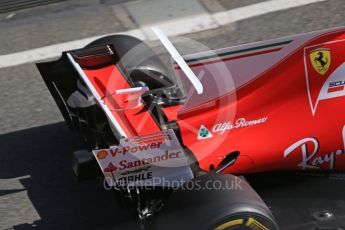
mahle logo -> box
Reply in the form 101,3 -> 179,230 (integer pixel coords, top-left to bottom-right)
197,125 -> 213,140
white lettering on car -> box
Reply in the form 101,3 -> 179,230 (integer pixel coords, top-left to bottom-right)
212,117 -> 268,134
284,137 -> 344,170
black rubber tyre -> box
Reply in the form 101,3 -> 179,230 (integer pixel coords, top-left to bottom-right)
85,35 -> 173,88
155,174 -> 279,230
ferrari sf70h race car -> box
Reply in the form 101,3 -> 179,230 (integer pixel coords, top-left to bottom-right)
36,26 -> 345,230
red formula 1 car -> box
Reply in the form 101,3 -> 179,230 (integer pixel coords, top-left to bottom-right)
36,26 -> 345,230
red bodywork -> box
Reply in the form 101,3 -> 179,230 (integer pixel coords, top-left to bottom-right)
82,65 -> 160,136
81,27 -> 345,174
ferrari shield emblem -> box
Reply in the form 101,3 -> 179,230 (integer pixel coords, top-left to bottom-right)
304,40 -> 345,115
309,48 -> 331,75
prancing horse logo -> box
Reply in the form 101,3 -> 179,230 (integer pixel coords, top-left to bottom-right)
310,48 -> 331,75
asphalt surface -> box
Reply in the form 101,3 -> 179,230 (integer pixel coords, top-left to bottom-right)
1,0 -> 345,229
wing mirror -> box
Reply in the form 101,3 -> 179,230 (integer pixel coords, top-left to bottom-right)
104,86 -> 149,111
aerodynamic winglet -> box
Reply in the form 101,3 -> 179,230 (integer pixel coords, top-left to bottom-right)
151,27 -> 204,94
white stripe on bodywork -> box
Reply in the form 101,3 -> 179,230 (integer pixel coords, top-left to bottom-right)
304,39 -> 345,116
